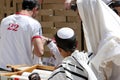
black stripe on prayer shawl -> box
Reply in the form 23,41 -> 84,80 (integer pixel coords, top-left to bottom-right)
62,62 -> 84,71
63,67 -> 88,80
48,71 -> 65,80
66,76 -> 72,80
49,65 -> 73,80
71,56 -> 85,70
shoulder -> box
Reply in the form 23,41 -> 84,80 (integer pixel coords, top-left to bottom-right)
1,14 -> 14,22
15,15 -> 41,26
28,17 -> 41,27
60,56 -> 86,75
28,17 -> 39,23
71,50 -> 89,63
56,57 -> 88,80
48,56 -> 88,80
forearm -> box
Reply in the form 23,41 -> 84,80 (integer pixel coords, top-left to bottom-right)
33,38 -> 44,57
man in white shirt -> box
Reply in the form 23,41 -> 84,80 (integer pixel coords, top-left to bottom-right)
0,0 -> 44,71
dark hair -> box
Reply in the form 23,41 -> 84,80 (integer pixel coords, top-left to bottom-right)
22,0 -> 40,10
55,33 -> 77,53
109,1 -> 120,8
71,3 -> 77,11
108,0 -> 120,14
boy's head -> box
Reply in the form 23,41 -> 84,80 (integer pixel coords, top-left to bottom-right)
22,0 -> 40,11
55,27 -> 77,53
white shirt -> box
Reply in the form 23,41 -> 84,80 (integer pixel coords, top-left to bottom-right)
0,13 -> 42,70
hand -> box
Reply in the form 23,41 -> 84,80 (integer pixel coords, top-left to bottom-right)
41,36 -> 52,45
64,0 -> 73,10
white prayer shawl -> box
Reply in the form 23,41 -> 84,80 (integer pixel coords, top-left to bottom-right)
77,0 -> 120,80
71,51 -> 97,80
48,50 -> 97,80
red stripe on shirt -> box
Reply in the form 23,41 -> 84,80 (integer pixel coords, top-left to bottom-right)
16,12 -> 29,16
32,36 -> 42,41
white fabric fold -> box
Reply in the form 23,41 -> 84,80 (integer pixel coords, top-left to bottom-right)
77,0 -> 120,79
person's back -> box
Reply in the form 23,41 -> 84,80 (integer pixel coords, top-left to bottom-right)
0,0 -> 44,70
48,50 -> 89,80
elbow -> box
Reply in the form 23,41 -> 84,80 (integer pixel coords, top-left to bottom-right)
38,48 -> 44,57
33,48 -> 44,57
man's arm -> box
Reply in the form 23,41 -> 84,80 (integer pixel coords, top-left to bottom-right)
32,38 -> 44,57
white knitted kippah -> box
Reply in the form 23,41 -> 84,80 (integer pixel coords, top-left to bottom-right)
57,27 -> 74,39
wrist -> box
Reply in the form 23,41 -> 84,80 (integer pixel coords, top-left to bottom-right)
46,38 -> 52,44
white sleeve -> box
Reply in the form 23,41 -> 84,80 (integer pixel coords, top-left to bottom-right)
32,21 -> 42,38
47,41 -> 63,66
